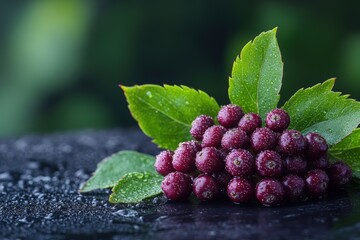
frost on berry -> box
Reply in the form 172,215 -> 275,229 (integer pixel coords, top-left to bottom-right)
193,174 -> 220,201
154,150 -> 175,176
202,125 -> 227,148
282,174 -> 306,201
327,161 -> 352,187
255,150 -> 283,178
305,132 -> 328,159
221,128 -> 250,150
161,172 -> 192,201
190,115 -> 214,141
250,127 -> 277,153
283,155 -> 308,175
305,169 -> 329,197
278,130 -> 307,155
238,113 -> 262,134
227,178 -> 254,203
256,179 -> 285,206
217,104 -> 244,128
265,108 -> 290,132
195,147 -> 223,174
225,149 -> 255,177
172,141 -> 198,173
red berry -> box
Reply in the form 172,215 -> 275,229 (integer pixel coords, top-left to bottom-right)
256,150 -> 283,178
305,132 -> 328,159
225,149 -> 255,177
195,147 -> 223,174
327,161 -> 352,187
265,109 -> 290,132
154,150 -> 175,176
221,128 -> 250,150
278,130 -> 307,155
161,172 -> 192,201
238,113 -> 262,134
217,104 -> 244,128
283,155 -> 308,175
227,178 -> 254,203
172,141 -> 198,173
202,125 -> 227,148
256,179 -> 285,206
190,115 -> 214,141
305,169 -> 329,197
282,174 -> 306,200
193,174 -> 220,201
250,127 -> 277,153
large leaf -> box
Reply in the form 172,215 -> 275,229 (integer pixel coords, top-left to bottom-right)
330,128 -> 360,179
80,151 -> 156,192
229,28 -> 283,119
109,172 -> 163,204
283,79 -> 360,146
122,84 -> 219,150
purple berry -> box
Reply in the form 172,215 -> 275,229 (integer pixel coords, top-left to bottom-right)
225,149 -> 255,177
172,141 -> 198,173
202,125 -> 227,148
250,127 -> 277,153
278,130 -> 307,155
282,174 -> 306,200
327,161 -> 352,187
305,132 -> 328,159
283,155 -> 308,175
161,172 -> 192,201
256,150 -> 283,177
305,169 -> 329,197
193,174 -> 220,201
217,104 -> 244,128
221,128 -> 250,150
227,178 -> 255,203
195,147 -> 223,174
238,113 -> 262,134
154,150 -> 175,176
190,115 -> 214,141
213,170 -> 232,189
256,179 -> 285,206
309,155 -> 329,170
265,108 -> 290,132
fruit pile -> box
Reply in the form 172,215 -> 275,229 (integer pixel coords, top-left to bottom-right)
155,104 -> 352,206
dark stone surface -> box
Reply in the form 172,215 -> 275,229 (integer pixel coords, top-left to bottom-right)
0,129 -> 360,240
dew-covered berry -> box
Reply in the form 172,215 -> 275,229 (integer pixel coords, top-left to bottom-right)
309,155 -> 329,170
193,174 -> 220,201
213,170 -> 232,189
195,147 -> 223,174
202,125 -> 227,148
282,174 -> 306,200
256,179 -> 285,206
190,115 -> 214,141
283,155 -> 308,175
221,128 -> 250,150
305,169 -> 329,197
238,113 -> 262,134
265,109 -> 290,132
250,127 -> 277,153
327,161 -> 352,187
278,130 -> 307,155
305,132 -> 328,159
154,150 -> 175,176
227,178 -> 254,203
225,149 -> 255,177
161,172 -> 192,201
217,104 -> 244,128
256,150 -> 283,177
172,141 -> 198,173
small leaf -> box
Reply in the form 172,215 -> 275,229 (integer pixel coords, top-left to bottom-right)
122,84 -> 219,150
109,172 -> 163,203
80,151 -> 156,192
229,28 -> 283,119
330,128 -> 360,179
283,79 -> 360,146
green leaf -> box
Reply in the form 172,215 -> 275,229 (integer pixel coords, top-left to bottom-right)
109,172 -> 163,203
283,79 -> 360,146
122,84 -> 219,150
330,128 -> 360,179
229,28 -> 283,119
80,151 -> 156,192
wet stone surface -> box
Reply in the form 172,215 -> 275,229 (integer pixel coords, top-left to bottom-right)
0,129 -> 360,240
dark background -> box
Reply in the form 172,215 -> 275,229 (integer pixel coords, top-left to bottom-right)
0,0 -> 359,138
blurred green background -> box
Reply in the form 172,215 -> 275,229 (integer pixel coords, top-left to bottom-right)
0,0 -> 359,137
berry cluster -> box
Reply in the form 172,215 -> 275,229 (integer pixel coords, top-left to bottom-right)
155,104 -> 353,206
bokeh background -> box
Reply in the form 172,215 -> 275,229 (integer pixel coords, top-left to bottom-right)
0,0 -> 359,138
